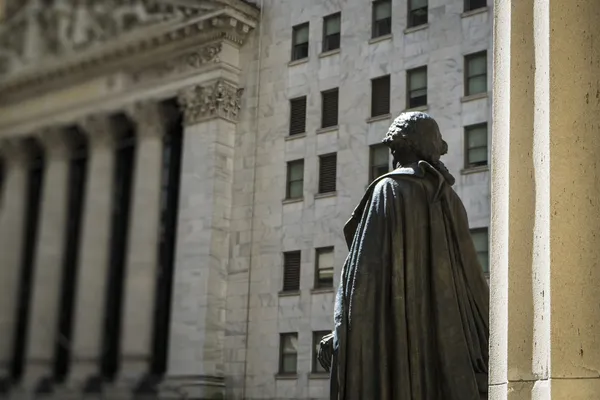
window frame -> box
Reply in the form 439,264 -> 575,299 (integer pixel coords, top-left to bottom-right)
314,247 -> 335,289
371,0 -> 392,38
407,0 -> 428,28
321,88 -> 339,128
312,331 -> 332,373
286,159 -> 304,200
289,96 -> 307,136
369,144 -> 391,182
322,12 -> 341,52
464,51 -> 488,96
406,66 -> 428,109
371,75 -> 391,117
318,153 -> 337,194
470,227 -> 489,276
464,0 -> 487,12
464,123 -> 488,169
279,333 -> 299,375
291,22 -> 309,61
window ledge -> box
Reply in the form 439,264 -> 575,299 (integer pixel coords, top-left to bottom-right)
461,92 -> 488,102
315,191 -> 337,199
283,197 -> 303,205
316,125 -> 338,134
285,133 -> 307,141
275,374 -> 298,380
319,48 -> 341,58
404,23 -> 429,34
369,33 -> 392,44
461,165 -> 489,175
461,6 -> 489,18
278,290 -> 301,297
367,114 -> 392,124
311,287 -> 335,295
288,58 -> 309,67
309,372 -> 330,380
404,105 -> 428,112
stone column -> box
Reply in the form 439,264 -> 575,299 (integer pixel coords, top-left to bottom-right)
65,115 -> 116,393
0,139 -> 31,391
22,128 -> 71,392
115,101 -> 167,389
160,80 -> 241,399
490,0 -> 600,398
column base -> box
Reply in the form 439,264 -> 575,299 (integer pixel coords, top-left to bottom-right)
159,375 -> 225,400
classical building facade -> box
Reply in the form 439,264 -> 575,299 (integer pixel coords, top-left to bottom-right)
0,0 -> 492,399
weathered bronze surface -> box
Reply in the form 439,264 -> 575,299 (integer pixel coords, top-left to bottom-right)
319,112 -> 489,400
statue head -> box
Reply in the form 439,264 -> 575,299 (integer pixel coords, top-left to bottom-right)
382,111 -> 455,184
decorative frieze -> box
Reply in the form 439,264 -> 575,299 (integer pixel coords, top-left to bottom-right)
131,43 -> 223,83
178,79 -> 244,125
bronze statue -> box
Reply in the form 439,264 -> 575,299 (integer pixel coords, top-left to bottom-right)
318,112 -> 489,400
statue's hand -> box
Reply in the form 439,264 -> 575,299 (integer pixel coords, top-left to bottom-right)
317,332 -> 334,373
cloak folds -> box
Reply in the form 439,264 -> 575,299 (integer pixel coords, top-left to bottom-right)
331,161 -> 489,400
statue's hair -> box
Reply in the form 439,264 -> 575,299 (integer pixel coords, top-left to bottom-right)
382,111 -> 455,185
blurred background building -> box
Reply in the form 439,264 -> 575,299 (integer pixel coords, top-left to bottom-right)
0,0 -> 491,399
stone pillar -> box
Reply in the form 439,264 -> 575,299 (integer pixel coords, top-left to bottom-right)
490,0 -> 600,398
115,101 -> 167,389
0,139 -> 31,391
160,80 -> 241,399
65,115 -> 116,393
21,128 -> 71,392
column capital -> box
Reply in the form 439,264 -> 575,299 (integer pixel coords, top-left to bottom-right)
35,127 -> 71,160
125,100 -> 169,139
78,114 -> 116,149
0,137 -> 32,166
177,79 -> 244,125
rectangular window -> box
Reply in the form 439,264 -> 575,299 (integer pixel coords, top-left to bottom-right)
321,88 -> 339,128
470,228 -> 489,274
465,123 -> 488,168
408,0 -> 428,28
279,333 -> 298,374
371,75 -> 391,117
372,0 -> 392,38
282,251 -> 301,292
407,67 -> 427,108
370,144 -> 390,182
465,0 -> 487,12
292,23 -> 309,61
312,331 -> 331,373
465,51 -> 487,96
286,160 -> 304,199
289,96 -> 307,136
318,153 -> 337,194
323,13 -> 341,52
315,247 -> 334,289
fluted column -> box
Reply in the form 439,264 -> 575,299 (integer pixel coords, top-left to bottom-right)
66,115 -> 116,392
22,128 -> 71,391
0,139 -> 31,389
116,101 -> 167,388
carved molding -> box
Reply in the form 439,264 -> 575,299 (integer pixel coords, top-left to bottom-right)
131,43 -> 223,83
178,79 -> 244,125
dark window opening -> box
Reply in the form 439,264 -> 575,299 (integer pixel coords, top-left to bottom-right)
371,75 -> 391,117
407,67 -> 427,108
408,0 -> 428,28
282,251 -> 301,292
323,13 -> 341,52
369,144 -> 390,182
318,153 -> 337,194
101,114 -> 136,381
465,0 -> 487,12
150,100 -> 183,379
53,128 -> 88,383
11,139 -> 45,382
470,228 -> 489,275
321,88 -> 339,128
286,160 -> 304,199
289,97 -> 307,136
312,331 -> 331,372
465,123 -> 488,168
372,0 -> 392,38
292,23 -> 309,61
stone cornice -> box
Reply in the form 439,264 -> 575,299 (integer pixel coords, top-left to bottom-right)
177,79 -> 243,124
0,1 -> 258,100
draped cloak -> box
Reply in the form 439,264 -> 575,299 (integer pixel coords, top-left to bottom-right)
330,161 -> 489,400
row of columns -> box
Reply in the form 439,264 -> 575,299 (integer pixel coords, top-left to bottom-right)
0,101 -> 171,396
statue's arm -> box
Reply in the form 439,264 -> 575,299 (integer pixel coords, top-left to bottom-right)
317,331 -> 335,372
